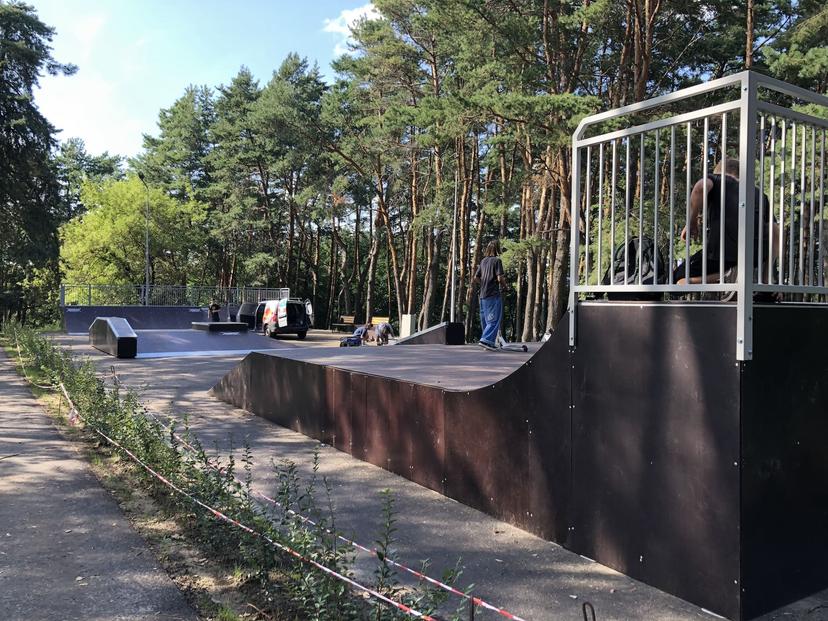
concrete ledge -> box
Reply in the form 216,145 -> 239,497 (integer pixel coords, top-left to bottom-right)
396,321 -> 465,345
191,321 -> 248,332
89,317 -> 137,358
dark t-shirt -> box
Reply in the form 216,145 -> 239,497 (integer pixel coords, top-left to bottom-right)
706,174 -> 770,264
475,256 -> 504,299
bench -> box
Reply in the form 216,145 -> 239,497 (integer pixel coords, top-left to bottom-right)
330,315 -> 392,333
330,315 -> 356,332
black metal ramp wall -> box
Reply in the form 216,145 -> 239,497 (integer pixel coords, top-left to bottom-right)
211,304 -> 828,620
211,326 -> 572,543
63,306 -> 207,333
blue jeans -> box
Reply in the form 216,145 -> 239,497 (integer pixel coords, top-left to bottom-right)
479,295 -> 502,346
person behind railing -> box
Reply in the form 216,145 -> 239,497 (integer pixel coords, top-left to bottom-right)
675,158 -> 776,286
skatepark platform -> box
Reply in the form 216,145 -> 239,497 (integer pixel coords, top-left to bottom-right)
191,321 -> 248,332
212,302 -> 828,620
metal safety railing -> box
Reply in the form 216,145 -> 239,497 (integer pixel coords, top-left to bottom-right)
568,71 -> 828,360
60,284 -> 290,307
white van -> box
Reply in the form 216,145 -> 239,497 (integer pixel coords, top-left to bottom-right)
260,298 -> 313,340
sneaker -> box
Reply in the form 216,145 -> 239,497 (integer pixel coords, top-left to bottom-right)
478,340 -> 498,351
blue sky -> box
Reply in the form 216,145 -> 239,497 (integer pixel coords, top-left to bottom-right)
32,1 -> 378,157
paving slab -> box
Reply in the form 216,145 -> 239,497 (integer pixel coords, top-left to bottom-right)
0,349 -> 197,621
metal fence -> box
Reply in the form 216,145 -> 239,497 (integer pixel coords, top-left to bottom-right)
568,71 -> 828,361
60,284 -> 290,307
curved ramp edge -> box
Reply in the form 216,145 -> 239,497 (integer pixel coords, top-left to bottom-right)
210,326 -> 572,542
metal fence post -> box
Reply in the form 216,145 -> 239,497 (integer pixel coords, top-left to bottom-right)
569,133 -> 582,348
59,285 -> 65,307
736,72 -> 758,361
87,284 -> 92,306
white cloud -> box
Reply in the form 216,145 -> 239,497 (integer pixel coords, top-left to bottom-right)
66,13 -> 107,63
36,71 -> 143,156
322,3 -> 380,56
33,7 -> 158,157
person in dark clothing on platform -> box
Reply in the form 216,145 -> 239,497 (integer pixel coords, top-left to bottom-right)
208,300 -> 222,322
473,240 -> 509,351
675,158 -> 776,284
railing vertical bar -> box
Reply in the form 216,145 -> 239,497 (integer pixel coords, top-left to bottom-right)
654,129 -> 661,285
779,120 -> 787,284
585,146 -> 592,285
736,72 -> 757,361
686,122 -> 692,282
758,114 -> 766,284
720,113 -> 727,283
669,126 -> 676,284
611,140 -> 618,280
809,126 -> 816,286
625,138 -> 631,283
820,129 -> 826,288
789,121 -> 797,284
799,123 -> 806,285
597,143 -> 604,285
568,138 -> 582,347
702,116 -> 709,284
639,133 -> 645,285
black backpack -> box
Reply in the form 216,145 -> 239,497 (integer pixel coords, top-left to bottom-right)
601,236 -> 666,300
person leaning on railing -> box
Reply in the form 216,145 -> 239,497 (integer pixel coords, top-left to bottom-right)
675,158 -> 778,285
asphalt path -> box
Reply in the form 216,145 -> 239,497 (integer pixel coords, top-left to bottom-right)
0,349 -> 197,621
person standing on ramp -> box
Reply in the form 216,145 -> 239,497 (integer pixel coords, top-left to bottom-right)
473,240 -> 509,351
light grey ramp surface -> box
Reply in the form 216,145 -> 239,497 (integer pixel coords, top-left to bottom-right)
0,350 -> 197,621
133,329 -> 294,357
255,342 -> 540,390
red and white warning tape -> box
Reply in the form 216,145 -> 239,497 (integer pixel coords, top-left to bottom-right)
58,384 -> 438,621
142,405 -> 529,621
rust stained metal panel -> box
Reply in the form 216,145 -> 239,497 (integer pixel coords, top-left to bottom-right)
405,383 -> 445,494
245,352 -> 283,426
570,303 -> 741,621
524,327 -> 572,543
442,326 -> 571,537
289,361 -> 327,441
362,375 -> 396,470
330,368 -> 352,453
245,354 -> 327,440
444,378 -> 532,530
210,352 -> 253,411
349,372 -> 368,461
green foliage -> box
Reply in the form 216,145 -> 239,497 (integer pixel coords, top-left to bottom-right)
54,137 -> 123,219
0,1 -> 75,324
765,2 -> 828,92
60,176 -> 207,285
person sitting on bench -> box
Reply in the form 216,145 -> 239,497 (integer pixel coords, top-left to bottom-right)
674,158 -> 774,285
